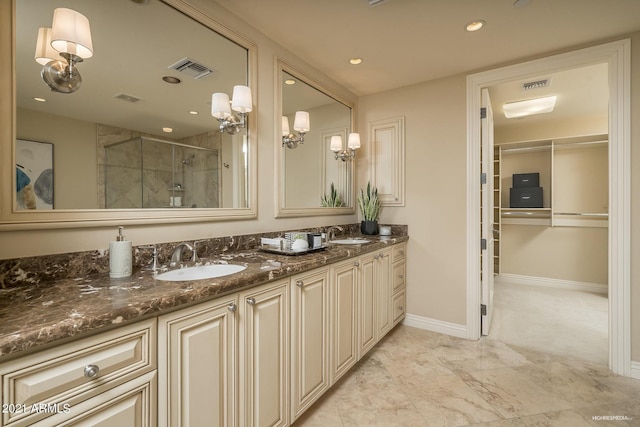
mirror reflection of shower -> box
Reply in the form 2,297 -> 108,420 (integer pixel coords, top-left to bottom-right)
104,137 -> 220,209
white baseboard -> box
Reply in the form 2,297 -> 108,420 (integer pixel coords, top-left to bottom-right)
631,361 -> 640,380
402,313 -> 467,339
497,273 -> 608,295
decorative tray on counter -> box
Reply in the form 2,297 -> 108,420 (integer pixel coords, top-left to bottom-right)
259,244 -> 328,256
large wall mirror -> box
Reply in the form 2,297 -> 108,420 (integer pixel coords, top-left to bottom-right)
0,0 -> 257,229
275,60 -> 356,217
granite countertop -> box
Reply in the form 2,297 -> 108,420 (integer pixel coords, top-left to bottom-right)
0,235 -> 408,361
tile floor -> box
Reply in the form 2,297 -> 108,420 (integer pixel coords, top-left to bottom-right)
294,325 -> 640,426
490,278 -> 609,366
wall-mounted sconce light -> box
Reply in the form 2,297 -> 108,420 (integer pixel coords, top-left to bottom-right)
35,8 -> 94,94
331,133 -> 361,161
282,111 -> 310,149
211,85 -> 253,134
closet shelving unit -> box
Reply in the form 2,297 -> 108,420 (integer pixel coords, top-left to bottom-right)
495,133 -> 608,228
493,147 -> 501,275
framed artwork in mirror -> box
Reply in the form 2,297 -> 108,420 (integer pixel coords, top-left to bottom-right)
15,139 -> 54,210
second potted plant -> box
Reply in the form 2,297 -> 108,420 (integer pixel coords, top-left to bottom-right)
358,181 -> 381,235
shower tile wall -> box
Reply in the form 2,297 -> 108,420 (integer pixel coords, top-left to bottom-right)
98,125 -> 222,209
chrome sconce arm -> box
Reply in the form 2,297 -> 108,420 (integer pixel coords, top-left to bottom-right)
215,112 -> 248,135
281,111 -> 310,149
212,85 -> 253,134
331,133 -> 361,162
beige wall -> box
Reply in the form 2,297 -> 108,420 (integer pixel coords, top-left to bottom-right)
17,108 -> 98,209
3,1 -> 640,363
358,75 -> 469,326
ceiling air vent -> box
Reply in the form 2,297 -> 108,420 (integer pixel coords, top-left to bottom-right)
114,93 -> 141,103
168,57 -> 215,79
522,78 -> 551,91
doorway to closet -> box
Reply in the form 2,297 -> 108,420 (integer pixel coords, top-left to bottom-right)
486,63 -> 609,366
467,39 -> 631,377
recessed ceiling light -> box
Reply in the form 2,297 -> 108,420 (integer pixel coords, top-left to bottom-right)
162,127 -> 174,133
33,97 -> 46,102
503,95 -> 557,119
349,58 -> 363,65
188,110 -> 199,115
162,76 -> 181,84
465,20 -> 485,32
284,79 -> 296,85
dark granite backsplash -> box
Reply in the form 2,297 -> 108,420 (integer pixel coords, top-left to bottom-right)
0,223 -> 407,289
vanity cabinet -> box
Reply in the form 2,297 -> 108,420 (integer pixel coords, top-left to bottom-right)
391,244 -> 407,326
158,296 -> 238,427
358,252 -> 378,358
373,248 -> 393,339
329,259 -> 359,384
290,268 -> 330,422
158,279 -> 290,427
0,319 -> 157,427
239,279 -> 290,427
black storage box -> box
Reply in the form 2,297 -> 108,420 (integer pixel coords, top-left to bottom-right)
510,187 -> 543,208
513,173 -> 540,188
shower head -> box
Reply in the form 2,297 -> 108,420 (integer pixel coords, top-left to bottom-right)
182,154 -> 195,166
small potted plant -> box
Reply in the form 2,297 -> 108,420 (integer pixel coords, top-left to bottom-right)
320,183 -> 344,207
358,181 -> 381,235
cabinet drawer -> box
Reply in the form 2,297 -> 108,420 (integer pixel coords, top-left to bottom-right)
392,261 -> 406,293
392,290 -> 406,326
392,244 -> 406,263
28,371 -> 156,427
1,319 -> 156,427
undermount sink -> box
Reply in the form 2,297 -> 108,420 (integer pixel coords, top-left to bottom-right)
330,238 -> 370,245
155,264 -> 246,281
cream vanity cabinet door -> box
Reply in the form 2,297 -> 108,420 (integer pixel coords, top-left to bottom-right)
0,319 -> 156,427
239,279 -> 290,427
329,259 -> 359,384
358,252 -> 378,358
290,267 -> 330,422
374,247 -> 393,339
158,296 -> 238,427
391,243 -> 407,326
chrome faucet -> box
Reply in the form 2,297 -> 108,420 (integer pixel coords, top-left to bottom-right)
326,225 -> 344,241
138,245 -> 159,273
170,242 -> 196,267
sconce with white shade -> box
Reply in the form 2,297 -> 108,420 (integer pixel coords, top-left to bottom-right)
35,8 -> 94,94
282,111 -> 310,149
331,133 -> 361,161
211,85 -> 253,134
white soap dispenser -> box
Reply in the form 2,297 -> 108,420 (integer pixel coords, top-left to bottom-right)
109,226 -> 132,278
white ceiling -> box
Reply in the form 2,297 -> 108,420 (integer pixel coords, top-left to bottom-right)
217,0 -> 639,127
216,0 -> 640,97
14,0 -> 640,135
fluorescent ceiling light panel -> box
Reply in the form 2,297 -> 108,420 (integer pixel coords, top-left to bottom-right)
503,95 -> 557,118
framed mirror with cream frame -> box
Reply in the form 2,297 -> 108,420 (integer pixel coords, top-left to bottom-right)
275,59 -> 356,218
0,0 -> 258,230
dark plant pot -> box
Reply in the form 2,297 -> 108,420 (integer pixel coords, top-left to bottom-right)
361,220 -> 379,235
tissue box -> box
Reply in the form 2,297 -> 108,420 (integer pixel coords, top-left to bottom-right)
260,237 -> 285,249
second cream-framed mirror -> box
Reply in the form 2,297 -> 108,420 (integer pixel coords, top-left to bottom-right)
275,59 -> 356,218
0,0 -> 258,230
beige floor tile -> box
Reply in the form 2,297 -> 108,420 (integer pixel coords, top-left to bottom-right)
401,373 -> 504,426
294,324 -> 640,427
460,367 -> 575,418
